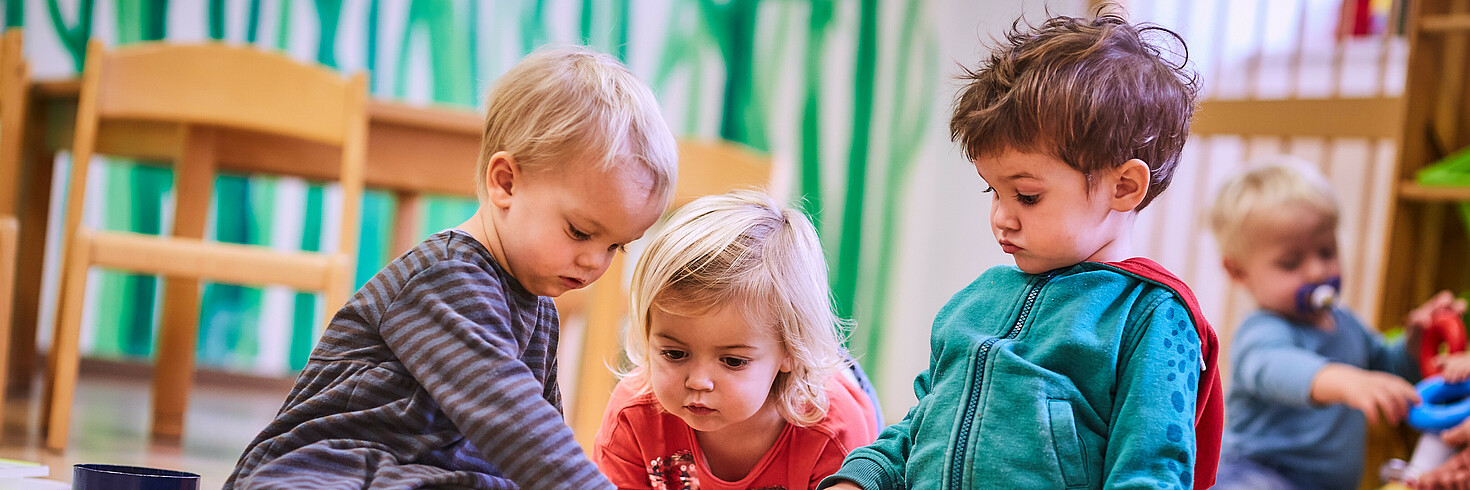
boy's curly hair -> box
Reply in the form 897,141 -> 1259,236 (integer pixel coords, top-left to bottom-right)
950,8 -> 1199,210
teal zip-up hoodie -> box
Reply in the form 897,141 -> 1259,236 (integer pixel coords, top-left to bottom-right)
825,261 -> 1210,489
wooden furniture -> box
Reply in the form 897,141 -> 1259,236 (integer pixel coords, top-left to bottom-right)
1377,0 -> 1470,333
17,61 -> 772,448
565,139 -> 773,447
0,29 -> 28,428
9,87 -> 485,398
41,41 -> 367,450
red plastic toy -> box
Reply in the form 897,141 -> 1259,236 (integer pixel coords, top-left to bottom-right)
1420,309 -> 1469,378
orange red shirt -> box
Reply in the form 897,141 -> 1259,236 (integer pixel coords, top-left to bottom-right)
594,372 -> 879,490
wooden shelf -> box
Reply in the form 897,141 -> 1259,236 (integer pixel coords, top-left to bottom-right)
1398,181 -> 1470,202
1377,0 -> 1470,330
1421,14 -> 1470,33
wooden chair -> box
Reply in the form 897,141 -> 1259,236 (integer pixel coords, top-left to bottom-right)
42,41 -> 367,450
0,29 -> 27,428
565,138 -> 773,446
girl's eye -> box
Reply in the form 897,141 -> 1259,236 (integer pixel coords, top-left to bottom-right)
568,226 -> 591,241
720,357 -> 749,369
659,349 -> 687,361
1016,193 -> 1039,205
982,186 -> 995,194
608,243 -> 627,253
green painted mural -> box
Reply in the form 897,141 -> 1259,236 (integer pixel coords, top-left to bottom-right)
6,0 -> 937,386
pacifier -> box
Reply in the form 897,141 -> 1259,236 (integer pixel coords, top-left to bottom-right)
1294,276 -> 1341,316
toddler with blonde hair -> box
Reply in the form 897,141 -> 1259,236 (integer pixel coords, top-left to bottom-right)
229,46 -> 676,489
594,190 -> 880,489
1208,158 -> 1464,490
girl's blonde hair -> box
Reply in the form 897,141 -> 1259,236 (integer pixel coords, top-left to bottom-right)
624,190 -> 849,426
1207,157 -> 1339,261
475,45 -> 677,204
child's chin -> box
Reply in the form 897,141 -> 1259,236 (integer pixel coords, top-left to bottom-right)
677,415 -> 722,432
1012,259 -> 1052,275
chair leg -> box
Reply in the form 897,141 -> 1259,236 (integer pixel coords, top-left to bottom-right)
9,147 -> 54,397
43,229 -> 92,451
151,276 -> 201,443
0,217 -> 17,428
149,126 -> 214,443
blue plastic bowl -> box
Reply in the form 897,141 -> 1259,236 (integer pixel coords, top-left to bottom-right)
72,464 -> 199,490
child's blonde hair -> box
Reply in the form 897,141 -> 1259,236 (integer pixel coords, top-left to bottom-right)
624,190 -> 849,426
1207,157 -> 1339,261
475,46 -> 677,203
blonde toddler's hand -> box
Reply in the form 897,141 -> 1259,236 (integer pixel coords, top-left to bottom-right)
1436,354 -> 1470,384
1311,363 -> 1421,425
1409,291 -> 1469,332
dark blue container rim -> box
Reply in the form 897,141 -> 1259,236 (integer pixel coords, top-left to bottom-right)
74,464 -> 200,479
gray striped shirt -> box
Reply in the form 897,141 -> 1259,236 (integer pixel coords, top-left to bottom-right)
227,229 -> 613,489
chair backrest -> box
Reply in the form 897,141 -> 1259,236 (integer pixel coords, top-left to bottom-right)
567,138 -> 773,445
0,29 -> 28,216
670,139 -> 773,208
65,40 -> 367,258
91,42 -> 359,146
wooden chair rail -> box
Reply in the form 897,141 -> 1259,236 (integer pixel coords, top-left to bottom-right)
86,230 -> 342,291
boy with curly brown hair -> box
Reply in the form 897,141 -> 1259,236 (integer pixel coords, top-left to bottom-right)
821,8 -> 1220,489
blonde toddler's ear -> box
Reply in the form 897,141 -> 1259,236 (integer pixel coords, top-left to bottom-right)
485,151 -> 520,209
1221,256 -> 1247,283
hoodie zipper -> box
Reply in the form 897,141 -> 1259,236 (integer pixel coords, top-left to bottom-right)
947,273 -> 1053,489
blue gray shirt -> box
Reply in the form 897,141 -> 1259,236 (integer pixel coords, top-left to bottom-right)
1222,307 -> 1417,490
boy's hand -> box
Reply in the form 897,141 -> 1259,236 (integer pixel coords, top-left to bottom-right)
1310,363 -> 1420,425
824,483 -> 863,490
1436,354 -> 1470,384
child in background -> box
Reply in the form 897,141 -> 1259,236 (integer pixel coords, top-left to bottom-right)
594,190 -> 880,489
822,9 -> 1221,490
227,46 -> 677,489
1207,161 -> 1465,490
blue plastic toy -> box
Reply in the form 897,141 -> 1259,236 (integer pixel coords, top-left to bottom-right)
1408,376 -> 1470,432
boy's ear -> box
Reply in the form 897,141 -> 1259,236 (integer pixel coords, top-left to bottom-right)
1222,256 -> 1247,282
485,151 -> 519,209
1109,158 -> 1151,212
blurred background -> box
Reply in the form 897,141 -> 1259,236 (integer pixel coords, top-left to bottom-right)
3,0 -> 1459,487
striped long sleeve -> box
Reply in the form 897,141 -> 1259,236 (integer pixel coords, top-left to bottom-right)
226,230 -> 612,489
